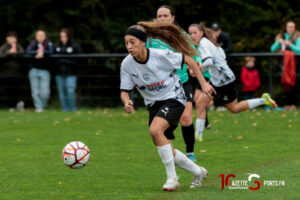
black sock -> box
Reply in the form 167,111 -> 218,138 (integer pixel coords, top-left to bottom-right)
205,109 -> 209,126
181,124 -> 195,153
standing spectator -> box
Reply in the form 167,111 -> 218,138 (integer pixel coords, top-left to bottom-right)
211,23 -> 232,55
0,31 -> 25,111
241,56 -> 260,100
54,28 -> 82,112
270,21 -> 300,110
27,30 -> 53,112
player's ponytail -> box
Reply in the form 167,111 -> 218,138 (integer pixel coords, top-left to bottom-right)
137,20 -> 198,57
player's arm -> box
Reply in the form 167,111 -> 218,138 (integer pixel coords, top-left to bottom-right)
121,91 -> 134,113
184,55 -> 216,98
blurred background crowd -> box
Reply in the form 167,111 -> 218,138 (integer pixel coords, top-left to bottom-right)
0,0 -> 299,111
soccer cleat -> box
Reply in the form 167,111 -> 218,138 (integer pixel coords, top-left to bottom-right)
163,176 -> 180,191
190,167 -> 208,188
262,93 -> 277,109
187,153 -> 197,162
205,124 -> 211,130
195,134 -> 203,142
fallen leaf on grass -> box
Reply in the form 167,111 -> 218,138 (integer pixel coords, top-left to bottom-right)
16,138 -> 21,142
252,122 -> 257,127
281,113 -> 286,117
200,150 -> 207,153
87,111 -> 93,115
58,181 -> 62,185
64,117 -> 71,122
52,121 -> 59,126
96,129 -> 102,135
237,136 -> 243,139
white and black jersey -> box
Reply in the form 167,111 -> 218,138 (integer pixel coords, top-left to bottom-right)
120,48 -> 186,106
199,37 -> 235,87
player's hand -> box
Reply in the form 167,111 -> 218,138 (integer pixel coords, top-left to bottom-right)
124,100 -> 134,113
201,82 -> 216,99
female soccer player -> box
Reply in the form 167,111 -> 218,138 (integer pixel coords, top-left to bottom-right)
146,5 -> 202,161
120,21 -> 215,191
188,23 -> 277,140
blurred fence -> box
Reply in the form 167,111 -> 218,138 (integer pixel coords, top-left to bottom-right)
0,53 -> 299,108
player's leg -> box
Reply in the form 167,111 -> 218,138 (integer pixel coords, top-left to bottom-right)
194,90 -> 212,142
149,100 -> 184,191
171,139 -> 208,188
150,117 -> 179,191
180,86 -> 197,162
225,93 -> 277,114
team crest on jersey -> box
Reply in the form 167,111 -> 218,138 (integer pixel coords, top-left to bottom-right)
142,72 -> 150,81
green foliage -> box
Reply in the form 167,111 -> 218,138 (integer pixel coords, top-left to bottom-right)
0,0 -> 300,52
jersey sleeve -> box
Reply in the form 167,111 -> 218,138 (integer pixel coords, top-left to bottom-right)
199,43 -> 212,62
120,65 -> 134,92
160,49 -> 184,70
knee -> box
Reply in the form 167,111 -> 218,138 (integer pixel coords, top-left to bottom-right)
229,107 -> 239,114
180,114 -> 192,126
149,126 -> 162,138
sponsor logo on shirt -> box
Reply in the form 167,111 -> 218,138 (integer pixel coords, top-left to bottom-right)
134,80 -> 167,91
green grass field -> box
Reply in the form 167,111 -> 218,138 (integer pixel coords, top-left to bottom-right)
0,108 -> 299,200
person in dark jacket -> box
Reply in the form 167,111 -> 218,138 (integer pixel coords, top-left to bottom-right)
54,28 -> 82,112
0,31 -> 25,111
26,30 -> 53,112
211,23 -> 232,55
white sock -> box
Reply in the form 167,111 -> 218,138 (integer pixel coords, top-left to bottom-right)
196,119 -> 205,137
174,149 -> 201,176
157,144 -> 177,179
248,98 -> 265,109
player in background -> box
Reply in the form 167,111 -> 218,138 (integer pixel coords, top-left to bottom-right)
120,21 -> 215,191
147,5 -> 207,161
188,23 -> 277,140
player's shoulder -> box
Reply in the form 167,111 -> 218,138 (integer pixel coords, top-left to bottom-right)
200,37 -> 211,46
121,54 -> 134,68
149,48 -> 176,58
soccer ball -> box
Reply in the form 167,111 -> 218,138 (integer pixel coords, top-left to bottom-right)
62,141 -> 90,169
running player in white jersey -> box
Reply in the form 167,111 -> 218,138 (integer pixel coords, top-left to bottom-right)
188,23 -> 277,140
120,21 -> 216,191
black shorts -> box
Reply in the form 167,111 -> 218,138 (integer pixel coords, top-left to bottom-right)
212,81 -> 237,105
148,99 -> 185,140
183,82 -> 194,102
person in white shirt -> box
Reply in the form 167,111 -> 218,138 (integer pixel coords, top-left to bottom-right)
188,23 -> 278,141
120,21 -> 215,191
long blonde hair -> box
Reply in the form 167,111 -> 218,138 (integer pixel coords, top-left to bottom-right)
137,20 -> 198,56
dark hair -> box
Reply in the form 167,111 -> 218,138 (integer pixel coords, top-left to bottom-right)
158,5 -> 175,16
6,31 -> 17,38
189,23 -> 219,47
60,28 -> 72,40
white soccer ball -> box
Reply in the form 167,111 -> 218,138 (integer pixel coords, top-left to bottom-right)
62,141 -> 90,169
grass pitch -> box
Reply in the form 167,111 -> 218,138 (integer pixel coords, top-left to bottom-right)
0,108 -> 299,200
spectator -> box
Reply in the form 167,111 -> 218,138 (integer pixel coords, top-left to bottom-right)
270,21 -> 300,110
27,30 -> 53,112
211,23 -> 232,55
240,56 -> 260,100
0,31 -> 25,111
54,28 -> 82,112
